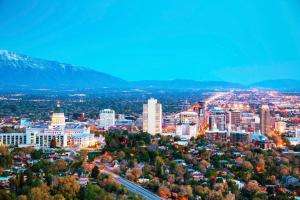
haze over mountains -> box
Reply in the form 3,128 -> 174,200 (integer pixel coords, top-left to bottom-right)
0,50 -> 299,90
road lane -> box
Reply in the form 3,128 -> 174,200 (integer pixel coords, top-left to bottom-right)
116,178 -> 162,200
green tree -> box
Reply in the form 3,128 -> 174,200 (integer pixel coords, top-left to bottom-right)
50,138 -> 57,148
91,166 -> 99,179
83,183 -> 109,200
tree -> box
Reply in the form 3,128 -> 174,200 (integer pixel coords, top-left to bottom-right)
91,166 -> 99,179
179,185 -> 193,199
50,138 -> 57,148
280,166 -> 290,176
198,160 -> 210,172
52,176 -> 80,200
53,194 -> 65,200
167,174 -> 175,184
132,168 -> 142,181
155,156 -> 165,177
18,195 -> 28,200
55,159 -> 67,172
256,158 -> 265,173
0,189 -> 12,200
31,149 -> 43,160
99,175 -> 122,193
29,184 -> 52,200
0,146 -> 8,155
205,191 -> 223,200
83,183 -> 109,200
243,161 -> 254,171
243,180 -> 265,199
157,186 -> 171,198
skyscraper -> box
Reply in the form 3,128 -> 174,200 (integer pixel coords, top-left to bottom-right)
193,101 -> 205,117
99,109 -> 115,130
208,110 -> 226,131
260,105 -> 271,134
143,98 -> 162,135
229,110 -> 241,131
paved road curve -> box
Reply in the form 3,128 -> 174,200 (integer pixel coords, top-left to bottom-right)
116,177 -> 162,200
100,169 -> 162,200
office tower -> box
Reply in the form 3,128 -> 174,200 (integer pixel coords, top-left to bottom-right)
208,110 -> 226,131
230,110 -> 241,131
99,109 -> 115,130
260,105 -> 271,134
143,98 -> 162,135
179,111 -> 199,124
193,101 -> 205,117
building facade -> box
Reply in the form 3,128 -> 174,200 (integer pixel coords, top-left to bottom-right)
260,105 -> 272,134
0,103 -> 96,148
143,98 -> 162,135
208,110 -> 227,131
99,109 -> 115,130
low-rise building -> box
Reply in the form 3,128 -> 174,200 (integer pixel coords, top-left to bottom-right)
230,131 -> 252,145
205,130 -> 228,142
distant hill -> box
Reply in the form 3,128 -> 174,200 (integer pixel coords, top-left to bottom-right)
251,79 -> 300,90
130,79 -> 244,89
0,49 -> 127,89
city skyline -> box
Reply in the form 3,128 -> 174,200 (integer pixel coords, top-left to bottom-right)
1,1 -> 300,199
1,0 -> 300,83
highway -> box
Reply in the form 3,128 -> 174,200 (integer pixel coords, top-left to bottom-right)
100,169 -> 162,200
116,177 -> 162,200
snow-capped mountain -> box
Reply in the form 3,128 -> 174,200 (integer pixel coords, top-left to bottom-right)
0,49 -> 127,89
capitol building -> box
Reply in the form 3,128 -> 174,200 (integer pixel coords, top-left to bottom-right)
0,102 -> 97,148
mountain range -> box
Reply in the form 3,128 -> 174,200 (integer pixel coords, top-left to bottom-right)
0,49 -> 299,90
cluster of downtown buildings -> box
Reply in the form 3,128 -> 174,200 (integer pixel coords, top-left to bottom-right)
96,92 -> 300,148
0,90 -> 300,149
0,102 -> 99,149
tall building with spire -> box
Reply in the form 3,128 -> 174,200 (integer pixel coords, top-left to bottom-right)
260,104 -> 271,134
143,98 -> 162,135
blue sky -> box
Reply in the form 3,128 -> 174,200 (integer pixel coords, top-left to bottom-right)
0,0 -> 300,83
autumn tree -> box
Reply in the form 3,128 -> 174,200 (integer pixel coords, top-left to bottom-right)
256,158 -> 265,173
55,159 -> 67,172
52,176 -> 80,200
157,186 -> 171,198
243,161 -> 254,171
29,184 -> 52,200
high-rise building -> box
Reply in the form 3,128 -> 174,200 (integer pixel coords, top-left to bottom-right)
99,109 -> 115,130
260,105 -> 271,134
193,101 -> 205,117
143,98 -> 162,135
208,110 -> 226,131
229,110 -> 241,131
179,111 -> 199,124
